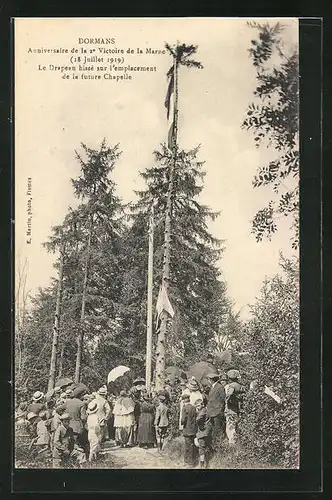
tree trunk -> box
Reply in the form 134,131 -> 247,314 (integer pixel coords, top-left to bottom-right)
47,244 -> 65,391
155,57 -> 179,391
15,257 -> 29,386
57,342 -> 65,378
74,219 -> 93,383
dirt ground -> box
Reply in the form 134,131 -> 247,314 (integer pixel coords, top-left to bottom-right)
101,442 -> 185,469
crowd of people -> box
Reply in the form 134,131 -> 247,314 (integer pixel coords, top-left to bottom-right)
15,369 -> 245,469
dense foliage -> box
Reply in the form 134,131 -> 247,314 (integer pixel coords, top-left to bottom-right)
238,256 -> 300,468
242,22 -> 299,248
15,141 -> 230,393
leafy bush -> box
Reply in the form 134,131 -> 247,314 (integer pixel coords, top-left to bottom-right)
238,256 -> 299,468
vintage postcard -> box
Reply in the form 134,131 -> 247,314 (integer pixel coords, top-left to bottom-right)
14,17 -> 299,471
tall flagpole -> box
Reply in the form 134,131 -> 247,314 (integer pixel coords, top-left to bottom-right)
155,44 -> 201,391
155,54 -> 179,391
145,201 -> 154,393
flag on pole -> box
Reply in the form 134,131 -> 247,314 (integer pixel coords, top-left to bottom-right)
165,66 -> 175,149
164,67 -> 174,119
156,284 -> 174,331
167,121 -> 175,150
264,385 -> 282,404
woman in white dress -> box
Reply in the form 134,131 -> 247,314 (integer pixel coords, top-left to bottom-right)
113,391 -> 135,447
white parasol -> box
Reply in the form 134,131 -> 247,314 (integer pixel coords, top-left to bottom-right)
107,365 -> 130,383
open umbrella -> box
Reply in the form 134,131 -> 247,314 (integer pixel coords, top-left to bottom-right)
165,366 -> 187,382
55,377 -> 73,388
70,383 -> 88,399
107,365 -> 130,383
187,361 -> 218,384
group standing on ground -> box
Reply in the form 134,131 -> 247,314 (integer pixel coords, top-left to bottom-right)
180,369 -> 245,468
15,368 -> 244,469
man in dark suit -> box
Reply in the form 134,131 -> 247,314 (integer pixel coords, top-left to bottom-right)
181,394 -> 197,467
206,372 -> 226,451
64,391 -> 87,447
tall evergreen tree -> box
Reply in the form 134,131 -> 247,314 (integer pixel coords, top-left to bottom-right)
32,140 -> 125,387
69,140 -> 124,382
121,144 -> 229,373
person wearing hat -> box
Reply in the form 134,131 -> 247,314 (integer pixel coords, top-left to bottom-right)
106,392 -> 116,443
187,377 -> 204,406
113,391 -> 136,447
133,377 -> 145,387
64,389 -> 87,447
27,391 -> 45,415
52,412 -> 86,468
52,412 -> 75,468
178,380 -> 191,431
224,370 -> 245,446
95,386 -> 111,444
181,393 -> 198,467
219,373 -> 228,388
137,391 -> 156,449
128,386 -> 140,445
35,410 -> 51,449
48,386 -> 62,407
154,394 -> 170,451
133,377 -> 146,395
206,372 -> 226,452
195,398 -> 213,469
59,392 -> 68,402
86,400 -> 102,461
49,402 -> 66,452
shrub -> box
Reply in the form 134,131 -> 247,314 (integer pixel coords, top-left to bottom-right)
238,257 -> 299,468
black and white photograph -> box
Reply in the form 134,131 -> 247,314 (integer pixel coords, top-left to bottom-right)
14,17 -> 299,471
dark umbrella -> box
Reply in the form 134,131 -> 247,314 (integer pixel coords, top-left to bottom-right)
165,366 -> 186,382
187,361 -> 218,384
70,383 -> 88,399
55,377 -> 73,388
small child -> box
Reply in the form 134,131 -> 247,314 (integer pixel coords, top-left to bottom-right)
195,399 -> 213,469
181,393 -> 197,467
154,394 -> 169,451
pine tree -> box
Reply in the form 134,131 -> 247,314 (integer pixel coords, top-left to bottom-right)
15,140 -> 125,392
16,284 -> 58,394
121,144 -> 229,374
69,140 -> 124,382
